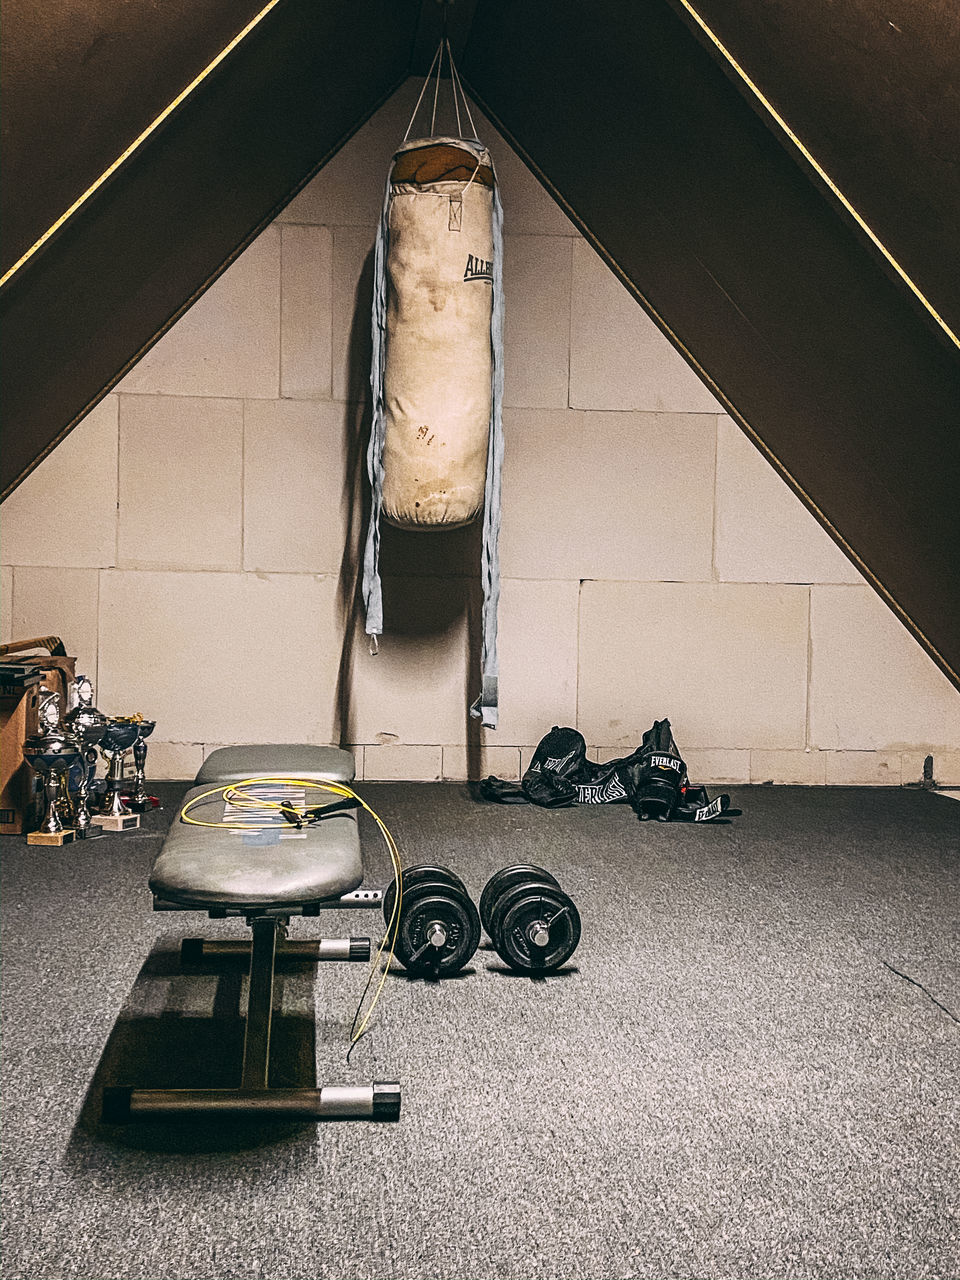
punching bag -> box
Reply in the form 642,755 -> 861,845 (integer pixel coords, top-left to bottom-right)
382,139 -> 496,529
362,73 -> 505,728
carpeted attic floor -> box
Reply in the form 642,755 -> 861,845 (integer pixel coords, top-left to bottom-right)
1,782 -> 958,1280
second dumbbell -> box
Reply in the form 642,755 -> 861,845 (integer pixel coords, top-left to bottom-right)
481,864 -> 581,975
383,864 -> 481,978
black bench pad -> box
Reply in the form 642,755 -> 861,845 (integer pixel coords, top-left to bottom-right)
195,744 -> 355,785
150,784 -> 362,909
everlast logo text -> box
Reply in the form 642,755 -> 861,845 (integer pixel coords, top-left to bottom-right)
650,755 -> 684,773
464,254 -> 494,283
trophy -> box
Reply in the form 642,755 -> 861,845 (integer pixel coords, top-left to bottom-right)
64,675 -> 109,838
98,717 -> 142,830
127,718 -> 156,812
22,693 -> 84,846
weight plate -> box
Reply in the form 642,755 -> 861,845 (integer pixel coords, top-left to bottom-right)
486,882 -> 544,951
383,875 -> 458,932
494,886 -> 581,974
393,886 -> 481,977
479,864 -> 560,936
382,863 -> 468,925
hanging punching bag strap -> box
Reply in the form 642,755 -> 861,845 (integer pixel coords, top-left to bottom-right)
470,178 -> 504,729
361,175 -> 392,650
443,40 -> 504,731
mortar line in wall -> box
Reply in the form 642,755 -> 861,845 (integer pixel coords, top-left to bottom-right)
280,220 -> 584,240
42,568 -> 731,583
8,566 -> 18,646
575,578 -> 583,730
505,575 -> 718,584
240,399 -> 247,570
115,394 -> 121,567
278,227 -> 285,398
94,567 -> 101,695
99,566 -> 345,578
282,219 -> 379,233
805,585 -> 813,751
566,237 -> 575,408
107,391 -> 282,405
711,414 -> 720,583
323,224 -> 335,401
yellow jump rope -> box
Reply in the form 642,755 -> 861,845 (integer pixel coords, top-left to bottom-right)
179,777 -> 402,1058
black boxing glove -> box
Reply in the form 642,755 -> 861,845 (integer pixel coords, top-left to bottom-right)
521,726 -> 587,808
628,718 -> 687,821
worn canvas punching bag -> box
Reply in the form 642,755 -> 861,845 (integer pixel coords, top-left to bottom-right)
382,139 -> 495,529
362,114 -> 505,728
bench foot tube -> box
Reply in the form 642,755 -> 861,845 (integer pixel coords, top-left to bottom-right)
103,1082 -> 401,1123
180,937 -> 371,963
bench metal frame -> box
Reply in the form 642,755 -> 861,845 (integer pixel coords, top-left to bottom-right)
102,891 -> 400,1124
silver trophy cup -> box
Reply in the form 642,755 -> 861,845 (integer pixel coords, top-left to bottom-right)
64,676 -> 109,834
22,694 -> 84,836
129,719 -> 156,812
99,719 -> 141,819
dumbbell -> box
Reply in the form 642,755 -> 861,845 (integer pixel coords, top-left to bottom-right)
480,864 -> 581,974
383,864 -> 481,978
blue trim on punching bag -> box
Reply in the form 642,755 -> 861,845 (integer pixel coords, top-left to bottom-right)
470,179 -> 504,729
361,176 -> 391,642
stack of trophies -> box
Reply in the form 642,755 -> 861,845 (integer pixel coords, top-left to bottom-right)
22,674 -> 156,846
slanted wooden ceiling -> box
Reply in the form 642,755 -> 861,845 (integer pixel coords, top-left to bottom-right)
661,0 -> 960,342
0,0 -> 420,495
2,0 -> 275,272
2,0 -> 958,690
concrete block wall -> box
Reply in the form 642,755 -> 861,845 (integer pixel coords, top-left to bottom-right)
3,79 -> 959,784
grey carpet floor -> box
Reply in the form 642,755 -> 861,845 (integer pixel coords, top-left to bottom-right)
1,783 -> 958,1280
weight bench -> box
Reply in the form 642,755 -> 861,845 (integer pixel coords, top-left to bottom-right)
102,745 -> 400,1123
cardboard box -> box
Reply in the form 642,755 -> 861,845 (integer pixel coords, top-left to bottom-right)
0,686 -> 42,834
0,649 -> 78,834
17,655 -> 77,711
